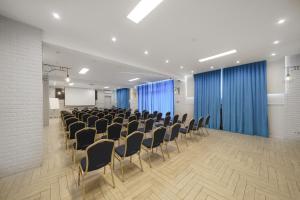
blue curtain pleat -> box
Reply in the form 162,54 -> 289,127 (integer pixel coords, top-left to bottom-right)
137,80 -> 174,117
222,61 -> 269,137
116,88 -> 130,109
194,70 -> 221,129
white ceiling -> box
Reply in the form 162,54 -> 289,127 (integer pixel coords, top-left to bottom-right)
1,0 -> 300,87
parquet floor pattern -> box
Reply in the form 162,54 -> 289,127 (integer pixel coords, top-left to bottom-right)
0,119 -> 300,200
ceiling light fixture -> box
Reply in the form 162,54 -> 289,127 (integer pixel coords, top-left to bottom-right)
129,78 -> 140,82
273,40 -> 280,45
111,37 -> 117,42
277,19 -> 285,24
198,49 -> 237,62
236,60 -> 240,64
52,12 -> 61,20
165,60 -> 169,63
144,50 -> 149,55
210,66 -> 214,69
104,86 -> 109,89
69,82 -> 74,86
65,69 -> 70,82
271,53 -> 277,56
79,68 -> 89,74
180,66 -> 184,69
127,0 -> 164,23
191,70 -> 194,74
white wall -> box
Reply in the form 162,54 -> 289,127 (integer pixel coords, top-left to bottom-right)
0,16 -> 43,177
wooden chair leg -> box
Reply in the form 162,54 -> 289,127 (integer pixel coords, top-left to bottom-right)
146,149 -> 152,168
165,143 -> 170,158
109,163 -> 115,188
185,134 -> 188,146
175,138 -> 180,153
138,151 -> 143,171
77,166 -> 81,186
160,144 -> 165,161
120,158 -> 124,182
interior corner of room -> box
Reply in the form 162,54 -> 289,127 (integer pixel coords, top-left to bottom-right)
1,0 -> 300,199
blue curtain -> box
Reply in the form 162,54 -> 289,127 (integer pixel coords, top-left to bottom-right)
116,88 -> 130,109
138,80 -> 174,117
222,61 -> 269,137
194,70 -> 221,129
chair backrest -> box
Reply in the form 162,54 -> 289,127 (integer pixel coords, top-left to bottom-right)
148,114 -> 154,119
107,123 -> 122,141
104,114 -> 113,124
153,111 -> 158,118
156,112 -> 162,121
91,111 -> 98,116
197,117 -> 204,130
173,114 -> 179,124
165,112 -> 171,117
181,113 -> 187,124
125,111 -> 131,119
128,115 -> 137,123
75,128 -> 96,150
63,114 -> 74,121
97,112 -> 104,119
87,116 -> 99,127
142,111 -> 149,120
82,114 -> 91,123
104,111 -> 109,115
127,120 -> 139,136
169,123 -> 181,141
204,115 -> 210,127
110,112 -> 116,118
117,113 -> 125,118
85,139 -> 114,172
187,119 -> 195,133
95,118 -> 108,134
65,117 -> 78,131
152,127 -> 166,148
113,117 -> 123,124
69,121 -> 85,139
163,116 -> 171,127
124,132 -> 144,157
145,118 -> 154,133
135,112 -> 141,120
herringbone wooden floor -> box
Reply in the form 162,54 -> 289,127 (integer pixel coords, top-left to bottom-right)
1,119 -> 300,200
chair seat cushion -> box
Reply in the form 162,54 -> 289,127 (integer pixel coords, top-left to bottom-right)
80,157 -> 108,172
164,133 -> 171,141
137,127 -> 144,132
115,145 -> 125,157
121,131 -> 127,137
180,128 -> 188,134
73,142 -> 89,150
142,138 -> 153,148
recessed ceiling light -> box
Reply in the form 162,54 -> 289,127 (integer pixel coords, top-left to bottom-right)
127,0 -> 164,24
129,78 -> 140,82
165,60 -> 169,63
104,86 -> 109,89
52,12 -> 61,20
271,53 -> 277,56
191,70 -> 194,73
65,76 -> 70,83
199,49 -> 237,62
69,82 -> 74,86
111,37 -> 117,42
210,66 -> 214,69
236,60 -> 240,64
144,50 -> 149,55
273,40 -> 280,45
79,68 -> 89,74
180,66 -> 184,69
277,19 -> 285,24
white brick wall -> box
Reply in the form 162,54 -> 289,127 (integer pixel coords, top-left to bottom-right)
0,16 -> 43,177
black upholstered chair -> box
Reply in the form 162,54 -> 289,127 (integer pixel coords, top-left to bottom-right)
65,117 -> 78,132
91,111 -> 98,116
82,114 -> 92,123
155,112 -> 162,122
178,113 -> 188,126
203,115 -> 210,135
102,123 -> 122,143
73,128 -> 96,162
87,116 -> 99,128
97,112 -> 105,119
121,120 -> 139,137
78,112 -> 86,121
156,116 -> 171,128
66,121 -> 85,149
135,112 -> 141,120
125,111 -> 131,119
117,113 -> 125,119
165,112 -> 171,118
114,131 -> 144,181
152,111 -> 158,118
78,139 -> 115,189
113,117 -> 123,124
62,114 -> 74,127
193,117 -> 204,135
138,118 -> 154,134
104,114 -> 113,125
179,119 -> 195,146
95,118 -> 108,135
164,123 -> 181,158
142,127 -> 166,167
170,114 -> 179,125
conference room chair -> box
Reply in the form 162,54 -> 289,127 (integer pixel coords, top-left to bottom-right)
87,115 -> 99,128
164,123 -> 181,158
91,111 -> 98,116
152,111 -> 158,118
203,115 -> 210,135
170,114 -> 179,125
72,128 -> 96,163
117,113 -> 125,119
179,119 -> 195,146
113,117 -> 124,124
178,113 -> 188,126
97,112 -> 105,119
110,112 -> 116,118
142,127 -> 166,168
193,117 -> 204,135
104,110 -> 109,115
65,117 -> 78,132
78,112 -> 86,121
123,115 -> 137,128
162,112 -> 171,120
138,118 -> 154,135
101,123 -> 122,144
155,116 -> 171,128
121,120 -> 139,138
125,110 -> 131,119
82,114 -> 92,124
142,111 -> 149,121
148,114 -> 154,119
78,139 -> 115,190
114,131 -> 144,181
155,112 -> 162,122
135,112 -> 141,120
62,115 -> 74,127
66,121 -> 85,150
72,110 -> 78,115
104,114 -> 113,125
95,118 -> 108,136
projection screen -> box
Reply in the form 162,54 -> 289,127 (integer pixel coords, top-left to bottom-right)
65,87 -> 95,106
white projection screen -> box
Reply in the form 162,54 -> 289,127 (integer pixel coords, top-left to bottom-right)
65,87 -> 95,106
